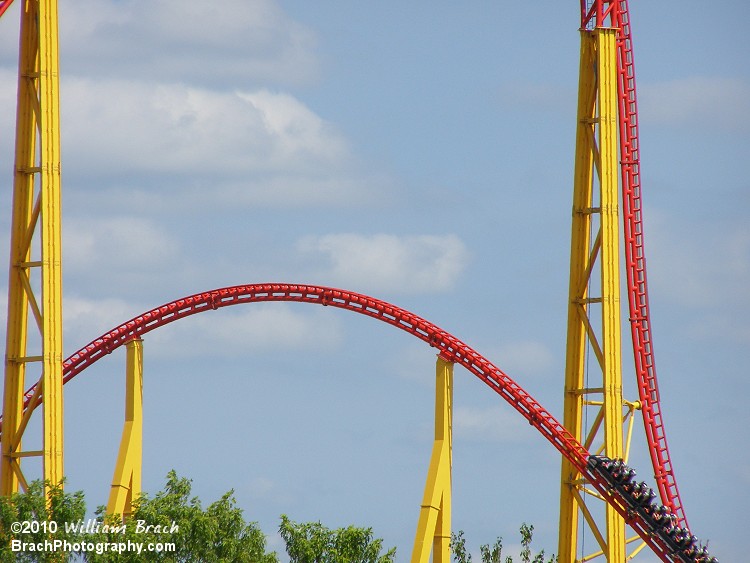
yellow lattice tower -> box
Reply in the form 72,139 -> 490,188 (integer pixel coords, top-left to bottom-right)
557,23 -> 639,563
1,0 -> 64,495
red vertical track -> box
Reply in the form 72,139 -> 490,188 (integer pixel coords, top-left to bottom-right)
0,0 -> 690,547
615,1 -> 687,528
583,1 -> 688,528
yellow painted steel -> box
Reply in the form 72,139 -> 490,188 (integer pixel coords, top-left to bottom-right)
558,28 -> 626,563
107,339 -> 144,517
411,356 -> 453,563
598,27 -> 626,562
1,0 -> 64,495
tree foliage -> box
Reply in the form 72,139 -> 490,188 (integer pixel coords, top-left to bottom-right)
86,470 -> 277,562
0,473 -> 396,563
278,514 -> 396,563
450,524 -> 556,563
0,480 -> 86,563
1,475 -> 555,563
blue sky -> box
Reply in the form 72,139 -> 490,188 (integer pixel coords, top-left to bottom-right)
0,0 -> 748,560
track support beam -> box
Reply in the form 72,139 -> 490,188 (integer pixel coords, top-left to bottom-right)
1,0 -> 63,496
411,356 -> 453,563
558,27 -> 626,563
107,338 -> 143,518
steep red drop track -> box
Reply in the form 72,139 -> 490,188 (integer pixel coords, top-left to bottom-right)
1,0 -> 689,557
580,0 -> 687,527
1,283 -> 683,561
0,0 -> 687,530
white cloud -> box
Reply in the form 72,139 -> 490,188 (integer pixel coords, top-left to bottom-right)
146,304 -> 343,359
487,340 -> 555,378
64,296 -> 143,348
62,81 -> 347,176
639,76 -> 750,132
1,2 -> 375,212
58,0 -> 319,86
297,233 -> 470,294
212,175 -> 378,208
64,216 -> 179,274
453,405 -> 527,443
59,298 -> 343,359
61,297 -> 345,361
0,69 -> 15,158
0,4 -> 20,66
238,90 -> 347,164
58,80 -> 373,208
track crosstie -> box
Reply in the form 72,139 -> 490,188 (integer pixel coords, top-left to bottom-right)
0,0 -> 697,559
1,283 -> 687,561
0,0 -> 685,533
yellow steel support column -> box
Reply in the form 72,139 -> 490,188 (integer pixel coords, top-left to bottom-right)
598,28 -> 625,561
558,28 -> 626,563
1,0 -> 64,495
411,356 -> 453,563
107,338 -> 143,518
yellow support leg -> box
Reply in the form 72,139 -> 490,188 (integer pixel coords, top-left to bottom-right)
107,338 -> 143,517
411,356 -> 453,563
598,27 -> 626,560
558,27 -> 625,563
39,0 -> 65,492
558,31 -> 597,563
1,0 -> 64,496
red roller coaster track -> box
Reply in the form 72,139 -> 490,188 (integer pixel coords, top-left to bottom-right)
0,0 -> 686,531
610,0 -> 686,528
577,0 -> 687,533
0,283 -> 683,561
0,0 -> 693,558
0,0 -> 12,18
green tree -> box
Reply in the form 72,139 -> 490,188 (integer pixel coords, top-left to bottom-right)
0,479 -> 86,563
0,473 -> 277,563
450,524 -> 556,563
0,475 -> 396,563
87,470 -> 277,562
278,514 -> 396,563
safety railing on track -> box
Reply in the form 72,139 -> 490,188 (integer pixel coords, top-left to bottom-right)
589,456 -> 717,562
0,283 -> 704,562
613,0 -> 688,528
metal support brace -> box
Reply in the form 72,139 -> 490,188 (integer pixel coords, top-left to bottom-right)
558,27 -> 626,563
1,0 -> 64,496
107,338 -> 143,517
411,356 -> 453,563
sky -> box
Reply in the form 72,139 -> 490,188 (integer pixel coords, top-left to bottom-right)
0,0 -> 748,560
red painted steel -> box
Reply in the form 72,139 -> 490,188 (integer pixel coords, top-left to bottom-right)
0,0 -> 685,526
0,0 -> 13,19
0,0 -> 689,555
579,0 -> 687,530
611,1 -> 687,528
0,283 -> 685,561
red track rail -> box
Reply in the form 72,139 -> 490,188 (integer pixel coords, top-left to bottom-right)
612,1 -> 687,527
0,0 -> 688,554
0,0 -> 686,527
0,283 -> 685,561
0,0 -> 14,19
581,0 -> 686,529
